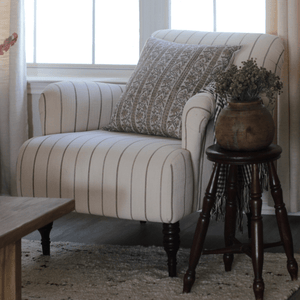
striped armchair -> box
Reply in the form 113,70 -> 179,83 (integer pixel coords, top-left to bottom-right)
17,30 -> 284,277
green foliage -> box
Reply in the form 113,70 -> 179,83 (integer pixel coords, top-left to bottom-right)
215,58 -> 283,102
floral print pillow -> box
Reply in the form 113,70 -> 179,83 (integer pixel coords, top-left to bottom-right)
104,37 -> 240,139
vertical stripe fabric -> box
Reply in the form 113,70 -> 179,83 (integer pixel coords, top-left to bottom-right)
16,30 -> 286,224
39,82 -> 125,135
153,30 -> 284,77
17,131 -> 193,223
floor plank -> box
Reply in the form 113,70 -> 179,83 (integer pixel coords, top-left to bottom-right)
24,212 -> 300,253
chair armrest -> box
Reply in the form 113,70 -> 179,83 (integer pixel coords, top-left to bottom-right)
181,92 -> 215,209
39,81 -> 125,135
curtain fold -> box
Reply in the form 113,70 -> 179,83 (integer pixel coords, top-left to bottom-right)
266,0 -> 300,212
0,0 -> 28,195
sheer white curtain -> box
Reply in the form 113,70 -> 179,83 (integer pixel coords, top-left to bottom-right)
266,0 -> 300,212
0,0 -> 27,195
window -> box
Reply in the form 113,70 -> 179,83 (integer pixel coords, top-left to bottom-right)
25,0 -> 139,65
25,0 -> 266,80
171,0 -> 266,34
171,0 -> 214,32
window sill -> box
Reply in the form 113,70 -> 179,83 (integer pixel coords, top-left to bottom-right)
27,63 -> 134,94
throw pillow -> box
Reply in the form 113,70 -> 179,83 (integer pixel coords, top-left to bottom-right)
104,37 -> 241,139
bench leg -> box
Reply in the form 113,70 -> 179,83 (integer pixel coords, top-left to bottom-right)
38,222 -> 53,255
0,240 -> 21,300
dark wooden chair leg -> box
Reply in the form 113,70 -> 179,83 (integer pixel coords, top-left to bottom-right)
267,161 -> 298,281
223,164 -> 237,272
183,163 -> 221,293
38,222 -> 53,255
162,222 -> 180,277
250,164 -> 264,300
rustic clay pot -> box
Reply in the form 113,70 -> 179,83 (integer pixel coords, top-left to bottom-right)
215,99 -> 275,151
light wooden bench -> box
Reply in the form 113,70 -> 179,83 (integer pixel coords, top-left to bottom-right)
0,196 -> 75,300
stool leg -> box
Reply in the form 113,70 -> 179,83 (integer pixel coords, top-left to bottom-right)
250,164 -> 264,300
223,164 -> 237,272
183,163 -> 220,293
246,211 -> 252,239
267,161 -> 298,281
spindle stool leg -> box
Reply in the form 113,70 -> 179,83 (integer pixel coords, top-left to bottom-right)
246,211 -> 252,239
183,163 -> 221,293
250,163 -> 264,300
223,164 -> 237,272
267,161 -> 298,280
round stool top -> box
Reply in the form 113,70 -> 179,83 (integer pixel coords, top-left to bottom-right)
206,144 -> 282,165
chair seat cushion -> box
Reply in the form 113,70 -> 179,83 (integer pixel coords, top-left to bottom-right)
17,130 -> 194,223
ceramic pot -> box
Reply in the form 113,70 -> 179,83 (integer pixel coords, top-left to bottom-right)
215,99 -> 275,151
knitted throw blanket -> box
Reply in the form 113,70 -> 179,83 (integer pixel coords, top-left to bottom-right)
201,83 -> 269,231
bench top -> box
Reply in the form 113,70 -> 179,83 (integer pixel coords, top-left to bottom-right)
0,196 -> 75,249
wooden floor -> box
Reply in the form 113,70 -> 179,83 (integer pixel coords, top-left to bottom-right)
24,211 -> 300,299
24,211 -> 300,253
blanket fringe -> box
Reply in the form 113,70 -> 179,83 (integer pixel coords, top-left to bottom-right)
210,163 -> 269,233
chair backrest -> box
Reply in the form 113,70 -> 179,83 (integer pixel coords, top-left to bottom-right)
152,30 -> 284,78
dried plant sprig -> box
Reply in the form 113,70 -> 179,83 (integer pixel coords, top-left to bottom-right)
214,58 -> 283,102
0,33 -> 18,55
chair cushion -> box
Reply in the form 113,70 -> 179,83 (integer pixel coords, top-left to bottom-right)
17,130 -> 194,223
104,37 -> 240,139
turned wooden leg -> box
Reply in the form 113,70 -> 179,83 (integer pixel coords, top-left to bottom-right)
162,222 -> 180,277
250,164 -> 264,300
246,211 -> 252,239
38,222 -> 53,255
183,163 -> 221,293
267,161 -> 298,281
223,164 -> 237,272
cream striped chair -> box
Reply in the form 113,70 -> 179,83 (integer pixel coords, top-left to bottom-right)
17,29 -> 284,277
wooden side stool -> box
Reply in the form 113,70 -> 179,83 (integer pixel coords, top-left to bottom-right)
183,144 -> 298,300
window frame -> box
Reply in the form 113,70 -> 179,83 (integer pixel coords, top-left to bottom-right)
27,0 -> 170,83
27,0 -> 265,83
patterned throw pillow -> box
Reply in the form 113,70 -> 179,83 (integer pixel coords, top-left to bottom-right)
104,37 -> 241,139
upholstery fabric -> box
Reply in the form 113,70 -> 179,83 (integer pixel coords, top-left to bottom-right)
39,81 -> 125,136
16,30 -> 285,224
17,130 -> 193,223
104,37 -> 240,139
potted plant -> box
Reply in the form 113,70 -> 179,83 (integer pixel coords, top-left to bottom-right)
214,58 -> 283,151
